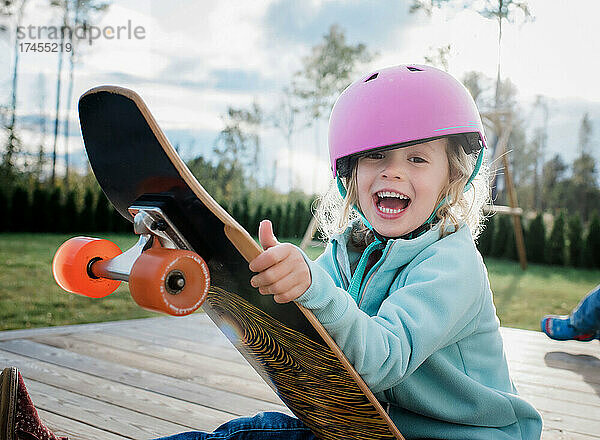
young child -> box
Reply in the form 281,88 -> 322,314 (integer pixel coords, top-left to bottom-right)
1,65 -> 542,440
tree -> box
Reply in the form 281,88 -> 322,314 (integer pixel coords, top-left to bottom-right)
49,0 -> 109,185
293,24 -> 374,192
424,44 -> 452,71
570,153 -> 598,219
49,0 -> 69,185
530,95 -> 549,211
582,211 -> 600,269
462,71 -> 488,108
547,211 -> 566,266
271,86 -> 300,191
410,0 -> 532,111
0,0 -> 29,188
31,186 -> 50,232
59,0 -> 109,186
81,187 -> 96,232
210,103 -> 262,202
526,213 -> 545,264
541,154 -> 567,212
187,155 -> 247,206
477,1 -> 533,111
35,73 -> 48,182
578,112 -> 592,156
567,213 -> 583,267
0,184 -> 9,231
410,0 -> 533,182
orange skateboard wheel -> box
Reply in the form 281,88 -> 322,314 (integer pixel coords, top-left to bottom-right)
129,248 -> 210,316
52,237 -> 123,298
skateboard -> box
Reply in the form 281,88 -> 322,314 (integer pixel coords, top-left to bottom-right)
52,86 -> 404,440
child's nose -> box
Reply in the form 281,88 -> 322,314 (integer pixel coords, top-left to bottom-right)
381,157 -> 406,180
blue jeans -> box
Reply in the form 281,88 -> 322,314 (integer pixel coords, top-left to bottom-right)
154,412 -> 316,440
570,284 -> 600,331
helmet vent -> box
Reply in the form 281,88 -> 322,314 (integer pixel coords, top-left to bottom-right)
364,73 -> 379,82
407,66 -> 423,72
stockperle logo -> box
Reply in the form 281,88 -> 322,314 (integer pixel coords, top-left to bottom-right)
17,20 -> 146,46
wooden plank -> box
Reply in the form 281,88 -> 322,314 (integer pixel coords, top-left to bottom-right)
30,334 -> 281,404
501,328 -> 600,351
508,367 -> 599,396
501,328 -> 600,355
26,379 -> 190,439
505,344 -> 600,371
513,381 -> 600,408
0,349 -> 233,430
0,317 -> 167,341
38,409 -> 129,440
125,318 -> 231,344
541,426 -> 598,440
66,331 -> 261,381
523,393 -> 600,436
508,357 -> 600,391
483,205 -> 524,215
2,318 -> 599,440
537,408 -> 600,439
0,339 -> 288,416
102,320 -> 246,363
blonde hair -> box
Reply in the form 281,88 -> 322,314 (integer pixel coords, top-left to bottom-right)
315,137 -> 490,244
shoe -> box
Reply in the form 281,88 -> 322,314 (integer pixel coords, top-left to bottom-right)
0,367 -> 68,440
541,315 -> 597,341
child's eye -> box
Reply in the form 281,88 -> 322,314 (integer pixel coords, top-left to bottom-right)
409,156 -> 427,164
365,152 -> 384,160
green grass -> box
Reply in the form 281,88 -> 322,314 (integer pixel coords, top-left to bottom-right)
484,257 -> 600,330
0,233 -> 156,331
1,233 -> 599,332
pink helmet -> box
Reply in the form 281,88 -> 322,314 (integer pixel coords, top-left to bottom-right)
329,64 -> 487,177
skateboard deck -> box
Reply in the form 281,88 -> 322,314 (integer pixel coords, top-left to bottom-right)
70,86 -> 403,440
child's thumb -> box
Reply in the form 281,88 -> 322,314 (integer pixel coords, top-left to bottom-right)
258,219 -> 279,250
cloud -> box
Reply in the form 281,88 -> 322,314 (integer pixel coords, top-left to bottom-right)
264,0 -> 414,48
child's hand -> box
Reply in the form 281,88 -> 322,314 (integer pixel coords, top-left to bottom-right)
248,220 -> 311,304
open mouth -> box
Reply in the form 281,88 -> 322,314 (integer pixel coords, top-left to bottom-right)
373,191 -> 411,215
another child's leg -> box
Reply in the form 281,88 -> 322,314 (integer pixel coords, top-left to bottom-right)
541,284 -> 600,341
0,367 -> 68,440
153,412 -> 316,440
569,284 -> 600,331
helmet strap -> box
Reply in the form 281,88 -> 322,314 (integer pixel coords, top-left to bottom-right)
336,176 -> 378,233
424,146 -> 485,226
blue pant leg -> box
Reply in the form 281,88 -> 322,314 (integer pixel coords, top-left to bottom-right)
153,412 -> 316,440
570,284 -> 600,331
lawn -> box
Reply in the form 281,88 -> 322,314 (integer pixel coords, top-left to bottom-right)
1,233 -> 599,331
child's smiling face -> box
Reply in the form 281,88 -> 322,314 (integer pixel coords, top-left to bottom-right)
356,138 -> 450,238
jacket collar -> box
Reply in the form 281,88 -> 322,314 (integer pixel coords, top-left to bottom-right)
330,220 -> 447,280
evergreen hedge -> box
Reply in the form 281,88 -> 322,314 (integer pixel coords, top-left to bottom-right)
583,211 -> 600,269
547,211 -> 566,265
526,213 -> 546,264
567,213 -> 583,267
0,184 -> 596,269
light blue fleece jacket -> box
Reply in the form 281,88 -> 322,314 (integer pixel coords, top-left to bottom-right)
295,224 -> 542,440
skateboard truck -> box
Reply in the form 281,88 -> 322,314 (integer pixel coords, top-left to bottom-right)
89,207 -> 194,282
52,207 -> 210,316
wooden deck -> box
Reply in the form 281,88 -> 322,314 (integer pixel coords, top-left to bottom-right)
0,314 -> 598,440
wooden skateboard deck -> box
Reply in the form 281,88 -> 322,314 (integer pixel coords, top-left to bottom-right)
77,86 -> 403,440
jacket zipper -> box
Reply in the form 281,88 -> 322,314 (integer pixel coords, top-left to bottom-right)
331,240 -> 349,289
358,242 -> 395,307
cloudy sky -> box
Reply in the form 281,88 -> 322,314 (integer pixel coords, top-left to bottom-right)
1,0 -> 599,193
